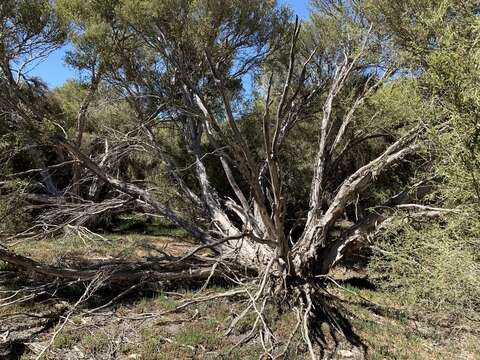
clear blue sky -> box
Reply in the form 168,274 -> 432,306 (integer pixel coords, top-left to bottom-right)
30,0 -> 310,89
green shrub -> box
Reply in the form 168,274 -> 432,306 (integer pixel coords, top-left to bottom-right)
0,181 -> 32,234
369,209 -> 480,323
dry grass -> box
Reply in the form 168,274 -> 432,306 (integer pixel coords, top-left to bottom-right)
2,235 -> 479,359
10,233 -> 206,263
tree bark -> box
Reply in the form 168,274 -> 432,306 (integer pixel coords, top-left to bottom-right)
72,77 -> 101,198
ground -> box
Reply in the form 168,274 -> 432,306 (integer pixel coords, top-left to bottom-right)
1,231 -> 479,359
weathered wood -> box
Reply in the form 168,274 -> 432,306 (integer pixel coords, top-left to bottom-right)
0,247 -> 251,285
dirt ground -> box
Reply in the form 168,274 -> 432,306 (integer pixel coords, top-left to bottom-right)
1,234 -> 479,359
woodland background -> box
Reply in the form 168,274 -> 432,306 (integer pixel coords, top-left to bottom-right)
0,0 -> 479,359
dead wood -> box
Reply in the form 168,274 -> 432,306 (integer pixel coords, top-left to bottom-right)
0,247 -> 253,286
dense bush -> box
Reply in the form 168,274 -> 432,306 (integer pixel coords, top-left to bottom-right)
366,0 -> 480,324
369,209 -> 480,322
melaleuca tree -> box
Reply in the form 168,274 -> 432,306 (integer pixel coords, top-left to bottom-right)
0,0 -> 460,355
55,0 -> 120,197
46,0 -> 431,287
0,0 -> 67,236
0,0 -> 66,194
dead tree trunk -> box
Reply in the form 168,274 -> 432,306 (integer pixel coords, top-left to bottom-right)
37,18 -> 430,286
1,5 -> 441,324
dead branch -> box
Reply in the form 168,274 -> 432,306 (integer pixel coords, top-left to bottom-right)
0,246 -> 249,286
34,273 -> 105,359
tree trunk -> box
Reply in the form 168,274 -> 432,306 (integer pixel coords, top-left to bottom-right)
72,75 -> 101,198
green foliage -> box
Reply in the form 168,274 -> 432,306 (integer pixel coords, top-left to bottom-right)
0,180 -> 32,234
0,0 -> 65,55
52,80 -> 136,135
355,0 -> 480,325
425,15 -> 480,206
369,210 -> 480,322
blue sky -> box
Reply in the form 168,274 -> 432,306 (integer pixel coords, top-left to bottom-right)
282,0 -> 310,18
30,0 -> 310,89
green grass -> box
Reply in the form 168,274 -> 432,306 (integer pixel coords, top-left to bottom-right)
135,293 -> 179,313
81,331 -> 111,355
10,232 -> 197,265
174,325 -> 219,347
136,328 -> 191,360
14,282 -> 480,360
113,215 -> 189,238
152,293 -> 179,311
53,329 -> 85,349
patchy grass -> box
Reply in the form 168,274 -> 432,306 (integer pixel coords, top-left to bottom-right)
10,277 -> 480,360
80,330 -> 112,355
134,293 -> 179,313
53,328 -> 85,349
134,328 -> 192,360
10,232 -> 204,265
2,235 -> 479,360
326,270 -> 480,360
6,217 -> 198,265
174,324 -> 221,348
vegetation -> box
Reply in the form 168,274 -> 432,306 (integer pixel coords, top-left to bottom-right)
0,0 -> 478,358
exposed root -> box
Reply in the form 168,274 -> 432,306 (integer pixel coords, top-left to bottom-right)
301,284 -> 316,360
222,275 -> 368,359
